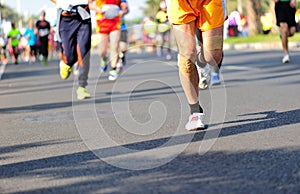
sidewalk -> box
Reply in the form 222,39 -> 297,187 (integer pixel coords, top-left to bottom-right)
223,41 -> 300,51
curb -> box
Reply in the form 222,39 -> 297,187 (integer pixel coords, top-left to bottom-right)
223,41 -> 300,51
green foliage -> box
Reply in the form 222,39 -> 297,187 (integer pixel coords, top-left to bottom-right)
143,0 -> 161,17
225,0 -> 272,15
0,4 -> 24,27
224,33 -> 300,44
143,0 -> 276,18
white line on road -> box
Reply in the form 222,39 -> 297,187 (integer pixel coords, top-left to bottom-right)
223,65 -> 259,71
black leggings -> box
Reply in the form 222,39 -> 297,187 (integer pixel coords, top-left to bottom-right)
12,46 -> 19,60
39,37 -> 48,58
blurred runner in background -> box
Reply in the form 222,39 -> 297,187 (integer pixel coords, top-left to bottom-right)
274,0 -> 297,63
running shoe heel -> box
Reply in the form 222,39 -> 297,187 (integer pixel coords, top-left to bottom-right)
77,87 -> 91,100
185,113 -> 205,131
210,72 -> 221,86
59,60 -> 71,80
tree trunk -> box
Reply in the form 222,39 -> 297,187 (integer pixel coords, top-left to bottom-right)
247,0 -> 263,35
237,0 -> 243,15
270,0 -> 279,33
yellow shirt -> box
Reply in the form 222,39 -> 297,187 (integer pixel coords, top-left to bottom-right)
156,10 -> 170,33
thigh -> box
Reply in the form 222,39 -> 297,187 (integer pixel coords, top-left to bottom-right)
59,18 -> 78,65
275,2 -> 296,27
109,30 -> 120,50
77,21 -> 91,56
166,0 -> 196,25
279,22 -> 289,31
172,21 -> 197,61
195,28 -> 202,44
201,26 -> 223,49
40,38 -> 48,50
99,33 -> 109,54
13,46 -> 19,55
120,30 -> 128,43
287,7 -> 297,27
201,26 -> 223,65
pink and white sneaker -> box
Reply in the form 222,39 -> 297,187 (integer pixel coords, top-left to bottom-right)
185,113 -> 205,131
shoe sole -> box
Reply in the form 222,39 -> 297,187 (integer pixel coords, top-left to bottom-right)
211,81 -> 221,86
186,124 -> 208,131
77,95 -> 91,100
108,76 -> 118,81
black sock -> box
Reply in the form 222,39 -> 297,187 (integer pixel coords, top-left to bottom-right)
189,102 -> 203,114
121,52 -> 126,63
218,52 -> 224,69
103,55 -> 107,61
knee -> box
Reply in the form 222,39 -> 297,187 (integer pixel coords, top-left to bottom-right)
178,54 -> 197,73
179,47 -> 197,63
110,43 -> 119,54
289,27 -> 296,37
110,46 -> 118,55
99,44 -> 108,57
202,35 -> 223,66
65,58 -> 77,66
280,24 -> 289,32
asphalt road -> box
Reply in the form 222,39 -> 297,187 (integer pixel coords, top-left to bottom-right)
0,48 -> 300,193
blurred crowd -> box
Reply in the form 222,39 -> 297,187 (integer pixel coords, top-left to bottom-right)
1,3 -> 300,66
1,11 -> 175,66
224,9 -> 300,38
0,11 -> 59,66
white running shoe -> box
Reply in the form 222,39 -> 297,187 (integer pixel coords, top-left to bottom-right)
198,65 -> 211,90
185,113 -> 205,131
282,54 -> 290,64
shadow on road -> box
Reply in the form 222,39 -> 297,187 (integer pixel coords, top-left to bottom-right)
0,139 -> 79,161
214,109 -> 300,138
0,109 -> 300,193
2,65 -> 58,80
0,148 -> 299,193
0,101 -> 73,113
223,50 -> 300,85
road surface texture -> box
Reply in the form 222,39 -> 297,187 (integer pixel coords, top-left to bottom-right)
0,48 -> 300,193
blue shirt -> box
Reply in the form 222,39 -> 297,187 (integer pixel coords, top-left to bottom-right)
120,0 -> 128,31
23,27 -> 37,46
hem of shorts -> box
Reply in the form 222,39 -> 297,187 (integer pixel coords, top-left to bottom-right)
198,22 -> 225,32
171,18 -> 225,32
170,17 -> 196,25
